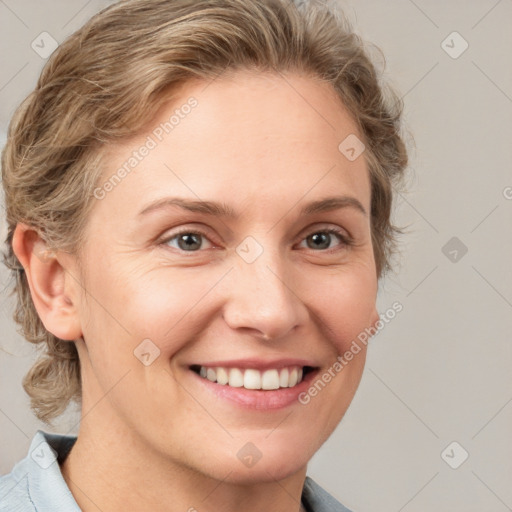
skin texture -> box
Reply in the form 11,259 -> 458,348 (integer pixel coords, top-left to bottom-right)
13,70 -> 380,512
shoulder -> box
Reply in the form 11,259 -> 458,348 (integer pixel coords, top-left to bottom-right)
0,454 -> 35,511
0,430 -> 79,512
302,476 -> 355,512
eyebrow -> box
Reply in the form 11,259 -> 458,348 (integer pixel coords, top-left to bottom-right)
138,195 -> 367,218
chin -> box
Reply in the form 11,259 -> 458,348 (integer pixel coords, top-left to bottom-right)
231,437 -> 314,483
218,456 -> 309,486
184,437 -> 313,485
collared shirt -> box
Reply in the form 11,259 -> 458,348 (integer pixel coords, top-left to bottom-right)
1,430 -> 353,511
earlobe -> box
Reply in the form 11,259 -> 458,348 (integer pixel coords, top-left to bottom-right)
12,223 -> 83,341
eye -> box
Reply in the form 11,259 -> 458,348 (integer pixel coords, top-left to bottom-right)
298,228 -> 352,252
161,230 -> 214,252
159,226 -> 352,254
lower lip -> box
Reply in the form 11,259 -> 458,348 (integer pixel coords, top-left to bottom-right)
189,369 -> 319,410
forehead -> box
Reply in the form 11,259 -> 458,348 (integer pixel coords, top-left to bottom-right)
96,70 -> 370,217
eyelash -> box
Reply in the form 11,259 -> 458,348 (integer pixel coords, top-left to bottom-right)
158,227 -> 353,254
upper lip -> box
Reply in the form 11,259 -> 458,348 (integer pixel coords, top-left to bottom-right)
189,358 -> 318,371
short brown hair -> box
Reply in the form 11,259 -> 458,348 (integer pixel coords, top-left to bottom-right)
1,0 -> 408,424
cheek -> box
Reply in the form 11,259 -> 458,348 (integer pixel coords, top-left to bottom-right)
81,265 -> 230,384
305,263 -> 378,354
125,268 -> 226,345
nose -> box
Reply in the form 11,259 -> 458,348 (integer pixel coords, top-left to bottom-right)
222,244 -> 308,341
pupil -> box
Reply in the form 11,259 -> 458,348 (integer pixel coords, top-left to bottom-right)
310,233 -> 329,250
179,233 -> 201,251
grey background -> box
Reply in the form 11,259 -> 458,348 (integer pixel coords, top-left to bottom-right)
1,1 -> 511,511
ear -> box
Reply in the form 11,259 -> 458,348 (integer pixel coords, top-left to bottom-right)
12,223 -> 83,341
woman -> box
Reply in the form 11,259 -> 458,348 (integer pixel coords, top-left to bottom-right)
0,0 -> 408,510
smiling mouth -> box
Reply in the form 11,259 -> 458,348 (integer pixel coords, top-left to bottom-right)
190,365 -> 316,390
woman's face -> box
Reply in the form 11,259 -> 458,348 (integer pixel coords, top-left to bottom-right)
72,70 -> 379,482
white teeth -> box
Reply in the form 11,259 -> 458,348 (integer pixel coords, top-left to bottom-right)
196,365 -> 306,390
216,367 -> 229,385
228,368 -> 244,388
244,369 -> 261,389
279,368 -> 289,388
261,369 -> 280,390
289,367 -> 298,387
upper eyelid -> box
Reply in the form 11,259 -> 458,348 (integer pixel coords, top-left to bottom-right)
159,226 -> 217,244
